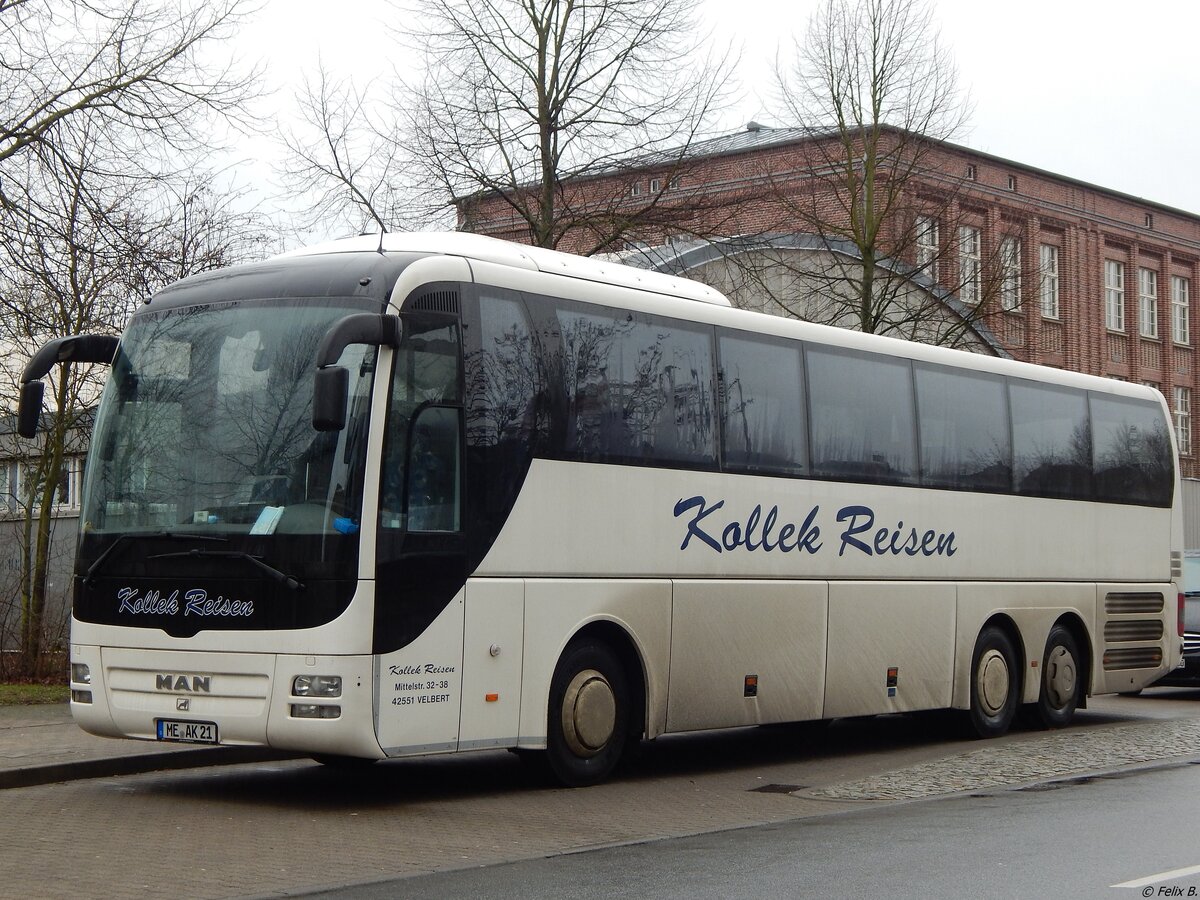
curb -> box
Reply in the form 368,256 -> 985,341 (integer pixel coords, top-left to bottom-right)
0,746 -> 301,791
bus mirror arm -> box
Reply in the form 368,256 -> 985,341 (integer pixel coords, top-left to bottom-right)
312,314 -> 401,432
17,334 -> 120,438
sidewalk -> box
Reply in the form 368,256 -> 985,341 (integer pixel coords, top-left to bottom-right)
0,702 -> 293,790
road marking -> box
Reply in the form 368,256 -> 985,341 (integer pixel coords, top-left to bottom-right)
1112,864 -> 1200,888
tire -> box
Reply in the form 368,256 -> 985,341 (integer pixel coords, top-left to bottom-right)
1033,625 -> 1082,729
968,625 -> 1020,738
544,640 -> 632,788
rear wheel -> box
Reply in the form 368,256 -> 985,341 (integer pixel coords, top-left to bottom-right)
1033,625 -> 1083,729
968,626 -> 1019,738
545,640 -> 632,787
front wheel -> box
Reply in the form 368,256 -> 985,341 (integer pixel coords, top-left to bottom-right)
545,640 -> 632,787
1032,625 -> 1083,729
968,625 -> 1020,738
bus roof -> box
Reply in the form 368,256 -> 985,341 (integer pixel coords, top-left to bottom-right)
279,232 -> 733,308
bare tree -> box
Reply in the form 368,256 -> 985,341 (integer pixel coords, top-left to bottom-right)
279,63 -> 420,239
0,0 -> 264,677
0,0 -> 258,207
0,142 -> 274,676
746,0 -> 1010,347
0,127 -> 138,676
281,0 -> 740,254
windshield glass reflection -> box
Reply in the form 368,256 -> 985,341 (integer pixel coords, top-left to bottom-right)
81,299 -> 376,537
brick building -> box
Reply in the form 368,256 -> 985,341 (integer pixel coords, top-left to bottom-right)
461,124 -> 1200,477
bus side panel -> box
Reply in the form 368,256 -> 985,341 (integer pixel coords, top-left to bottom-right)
823,582 -> 955,718
459,578 -> 525,751
518,579 -> 671,748
375,590 -> 465,757
666,580 -> 827,732
951,583 -> 1096,710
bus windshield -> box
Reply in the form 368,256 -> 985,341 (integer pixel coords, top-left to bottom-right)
80,299 -> 377,539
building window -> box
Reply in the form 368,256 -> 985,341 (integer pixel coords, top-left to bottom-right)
0,461 -> 19,513
1139,267 -> 1158,338
630,181 -> 643,197
966,164 -> 977,181
959,226 -> 981,304
1007,175 -> 1017,191
1105,260 -> 1125,331
1172,275 -> 1190,345
915,215 -> 939,278
1145,213 -> 1154,229
1039,244 -> 1059,319
649,177 -> 662,193
1000,237 -> 1021,312
668,176 -> 681,191
0,457 -> 83,515
1175,386 -> 1192,455
51,457 -> 83,511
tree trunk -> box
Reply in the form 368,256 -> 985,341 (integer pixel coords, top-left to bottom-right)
19,371 -> 70,679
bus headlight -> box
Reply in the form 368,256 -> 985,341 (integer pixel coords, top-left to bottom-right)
292,675 -> 342,698
71,663 -> 91,685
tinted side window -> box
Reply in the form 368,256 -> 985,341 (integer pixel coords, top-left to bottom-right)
1010,381 -> 1091,500
916,365 -> 1011,491
460,289 -> 542,545
1091,394 -> 1173,506
556,305 -> 716,466
464,291 -> 538,450
719,332 -> 805,475
807,347 -> 917,485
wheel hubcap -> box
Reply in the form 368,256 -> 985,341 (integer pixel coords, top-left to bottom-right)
977,649 -> 1011,717
561,669 -> 616,758
1045,645 -> 1077,709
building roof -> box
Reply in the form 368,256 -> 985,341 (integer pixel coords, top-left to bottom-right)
673,122 -> 1200,222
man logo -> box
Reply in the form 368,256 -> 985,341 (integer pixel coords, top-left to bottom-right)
156,674 -> 212,693
176,698 -> 190,712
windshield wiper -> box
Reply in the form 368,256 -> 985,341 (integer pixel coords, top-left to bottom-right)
145,548 -> 305,592
83,531 -> 228,587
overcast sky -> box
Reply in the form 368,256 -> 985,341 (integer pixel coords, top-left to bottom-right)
236,0 -> 1200,230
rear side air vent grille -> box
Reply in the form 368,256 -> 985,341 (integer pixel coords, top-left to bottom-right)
1105,592 -> 1165,615
1103,647 -> 1163,671
1103,620 -> 1164,642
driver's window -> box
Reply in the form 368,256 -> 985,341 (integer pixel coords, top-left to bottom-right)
379,317 -> 461,532
406,406 -> 461,532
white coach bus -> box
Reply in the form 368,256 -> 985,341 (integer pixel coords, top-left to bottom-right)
19,233 -> 1184,786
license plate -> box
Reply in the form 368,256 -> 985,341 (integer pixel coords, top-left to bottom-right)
156,719 -> 218,744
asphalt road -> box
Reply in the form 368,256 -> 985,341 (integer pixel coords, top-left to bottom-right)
306,760 -> 1200,900
2,689 -> 1199,899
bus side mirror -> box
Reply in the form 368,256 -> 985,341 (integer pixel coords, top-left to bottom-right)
17,333 -> 120,438
311,313 -> 401,431
17,381 -> 45,439
313,366 -> 350,432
